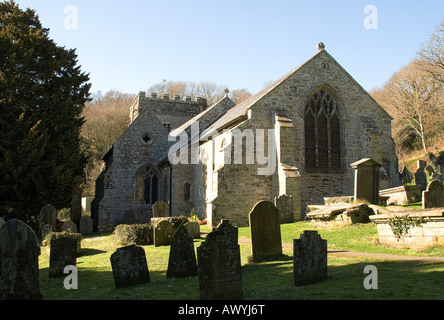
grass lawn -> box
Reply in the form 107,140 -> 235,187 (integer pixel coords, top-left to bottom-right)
38,221 -> 444,300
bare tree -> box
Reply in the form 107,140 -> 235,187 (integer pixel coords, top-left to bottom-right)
418,20 -> 444,85
374,60 -> 443,154
230,88 -> 252,105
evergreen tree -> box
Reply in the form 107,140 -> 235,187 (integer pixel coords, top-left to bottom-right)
0,1 -> 91,224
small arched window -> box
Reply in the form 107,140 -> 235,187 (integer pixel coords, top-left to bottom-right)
184,182 -> 191,202
304,86 -> 341,171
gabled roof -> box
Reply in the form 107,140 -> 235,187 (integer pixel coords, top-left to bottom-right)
201,48 -> 392,139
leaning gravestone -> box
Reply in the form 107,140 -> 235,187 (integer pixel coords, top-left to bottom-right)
153,220 -> 175,247
167,223 -> 198,278
275,194 -> 294,223
79,216 -> 93,234
249,201 -> 282,262
49,234 -> 78,278
110,245 -> 150,289
293,230 -> 327,286
423,179 -> 444,209
0,219 -> 43,300
399,165 -> 413,184
152,200 -> 169,218
184,221 -> 200,239
197,219 -> 243,300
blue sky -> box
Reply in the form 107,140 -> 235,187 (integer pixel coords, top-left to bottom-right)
14,0 -> 444,96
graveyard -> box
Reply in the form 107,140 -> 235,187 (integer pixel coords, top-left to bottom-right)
30,215 -> 444,300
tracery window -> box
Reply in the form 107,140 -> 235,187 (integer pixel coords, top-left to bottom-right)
136,165 -> 160,205
304,87 -> 341,171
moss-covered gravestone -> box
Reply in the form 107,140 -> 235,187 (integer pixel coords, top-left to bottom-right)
197,220 -> 243,300
0,219 -> 42,299
49,233 -> 79,278
249,201 -> 282,262
293,230 -> 327,286
110,245 -> 150,289
167,223 -> 198,278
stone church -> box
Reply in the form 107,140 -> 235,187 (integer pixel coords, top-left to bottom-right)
91,44 -> 400,231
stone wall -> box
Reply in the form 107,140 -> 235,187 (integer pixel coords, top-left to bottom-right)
197,49 -> 400,226
370,209 -> 444,248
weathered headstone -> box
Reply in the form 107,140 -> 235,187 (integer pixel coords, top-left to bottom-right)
249,201 -> 282,262
423,179 -> 444,209
350,158 -> 381,204
123,210 -> 136,225
293,230 -> 327,286
79,216 -> 93,234
275,194 -> 294,224
167,223 -> 198,278
415,160 -> 428,191
399,165 -> 413,185
39,204 -> 58,239
0,219 -> 42,300
197,219 -> 243,300
49,235 -> 78,278
110,245 -> 150,289
152,200 -> 169,218
153,220 -> 175,247
184,221 -> 200,239
61,220 -> 77,233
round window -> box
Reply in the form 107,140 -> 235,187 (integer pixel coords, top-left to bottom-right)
140,132 -> 153,145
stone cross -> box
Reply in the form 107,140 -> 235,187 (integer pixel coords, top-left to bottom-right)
197,220 -> 243,300
0,219 -> 42,299
249,201 -> 282,262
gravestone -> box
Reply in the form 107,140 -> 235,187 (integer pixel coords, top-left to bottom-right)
110,245 -> 150,289
415,160 -> 428,191
79,216 -> 93,234
39,204 -> 57,239
153,220 -> 175,247
275,194 -> 294,223
184,221 -> 200,239
197,220 -> 243,300
350,158 -> 381,204
293,230 -> 327,286
399,165 -> 413,184
0,219 -> 42,299
423,179 -> 444,209
49,235 -> 78,278
61,220 -> 77,233
152,200 -> 169,218
0,217 -> 4,228
123,210 -> 136,225
167,223 -> 198,278
249,201 -> 282,262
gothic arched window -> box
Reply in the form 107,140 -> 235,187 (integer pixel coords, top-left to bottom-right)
304,87 -> 341,171
136,165 -> 160,205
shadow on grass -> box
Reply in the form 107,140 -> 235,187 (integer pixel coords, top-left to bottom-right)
242,257 -> 444,300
